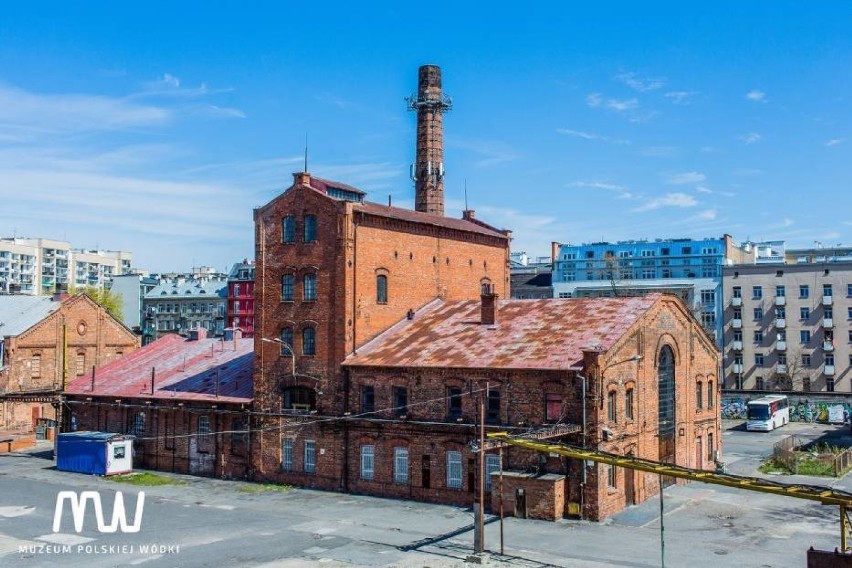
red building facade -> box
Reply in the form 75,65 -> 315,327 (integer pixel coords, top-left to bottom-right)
227,260 -> 255,338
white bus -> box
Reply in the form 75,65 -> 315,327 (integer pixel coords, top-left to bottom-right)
746,395 -> 790,431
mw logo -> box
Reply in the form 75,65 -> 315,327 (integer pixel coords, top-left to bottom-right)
53,491 -> 145,533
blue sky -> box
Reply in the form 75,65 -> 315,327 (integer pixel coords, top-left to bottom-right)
1,2 -> 850,271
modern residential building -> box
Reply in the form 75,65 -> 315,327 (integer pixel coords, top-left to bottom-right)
551,235 -> 754,342
226,260 -> 255,338
0,237 -> 132,295
0,292 -> 138,434
510,253 -> 552,300
723,254 -> 852,392
142,277 -> 228,341
110,273 -> 160,331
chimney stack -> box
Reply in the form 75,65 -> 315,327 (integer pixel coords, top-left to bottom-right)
409,65 -> 451,216
481,286 -> 499,326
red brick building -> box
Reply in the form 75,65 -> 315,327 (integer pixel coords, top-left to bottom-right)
341,293 -> 720,521
226,260 -> 255,338
0,293 -> 138,435
65,330 -> 253,478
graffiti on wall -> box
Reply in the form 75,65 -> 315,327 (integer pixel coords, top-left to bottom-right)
721,395 -> 852,424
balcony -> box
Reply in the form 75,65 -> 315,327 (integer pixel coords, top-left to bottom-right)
776,363 -> 787,374
731,297 -> 743,307
824,341 -> 835,352
733,363 -> 744,374
776,340 -> 786,351
731,318 -> 742,329
823,295 -> 833,306
824,318 -> 834,328
775,296 -> 786,306
826,365 -> 836,376
732,340 -> 743,351
775,318 -> 786,329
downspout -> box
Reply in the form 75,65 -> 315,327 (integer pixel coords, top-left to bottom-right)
342,367 -> 351,492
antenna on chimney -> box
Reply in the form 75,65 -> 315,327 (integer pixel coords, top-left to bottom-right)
304,132 -> 309,173
464,179 -> 468,210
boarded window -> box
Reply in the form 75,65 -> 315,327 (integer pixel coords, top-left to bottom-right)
31,354 -> 41,378
546,393 -> 562,422
76,352 -> 86,376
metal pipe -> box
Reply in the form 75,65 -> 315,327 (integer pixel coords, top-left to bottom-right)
499,446 -> 504,556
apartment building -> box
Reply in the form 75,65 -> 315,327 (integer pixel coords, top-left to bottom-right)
142,277 -> 228,340
226,260 -> 255,338
723,259 -> 852,392
0,238 -> 132,295
552,235 -> 754,343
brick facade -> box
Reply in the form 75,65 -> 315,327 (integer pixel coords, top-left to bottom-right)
0,294 -> 138,432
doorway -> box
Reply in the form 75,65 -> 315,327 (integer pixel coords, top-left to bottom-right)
514,488 -> 527,519
421,455 -> 431,489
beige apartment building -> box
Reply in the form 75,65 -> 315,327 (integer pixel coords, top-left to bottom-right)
723,259 -> 852,392
0,238 -> 132,295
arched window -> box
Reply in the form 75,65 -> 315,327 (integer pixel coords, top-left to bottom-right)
658,345 -> 677,472
303,273 -> 317,301
480,279 -> 493,295
281,274 -> 295,301
304,215 -> 317,242
283,386 -> 316,411
282,216 -> 296,243
302,326 -> 316,355
696,380 -> 703,410
279,328 -> 294,355
377,274 -> 388,304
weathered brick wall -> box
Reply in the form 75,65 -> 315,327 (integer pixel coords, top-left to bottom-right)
69,399 -> 250,478
489,473 -> 565,521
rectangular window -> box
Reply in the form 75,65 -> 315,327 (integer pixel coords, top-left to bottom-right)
848,307 -> 852,320
132,412 -> 146,436
778,353 -> 787,365
485,454 -> 501,491
361,386 -> 375,414
607,465 -> 617,488
393,386 -> 408,416
487,389 -> 500,423
801,307 -> 810,320
197,416 -> 211,439
76,353 -> 85,376
282,439 -> 293,471
827,378 -> 836,392
753,308 -> 763,320
800,330 -> 811,343
31,354 -> 41,378
281,274 -> 294,301
607,391 -> 617,422
753,330 -> 763,342
826,354 -> 835,366
303,273 -> 317,301
708,432 -> 715,461
700,289 -> 715,305
446,451 -> 462,489
752,286 -> 763,299
708,381 -> 714,409
800,285 -> 809,299
775,285 -> 785,297
848,284 -> 852,297
304,440 -> 316,473
625,388 -> 634,420
376,275 -> 388,304
732,286 -> 742,298
303,215 -> 317,242
280,328 -> 294,353
282,216 -> 296,243
546,393 -> 563,422
447,387 -> 463,419
393,447 -> 409,484
696,382 -> 703,410
802,353 -> 811,367
755,353 -> 764,366
756,376 -> 765,390
360,445 -> 374,480
824,284 -> 833,297
302,327 -> 316,355
776,306 -> 786,319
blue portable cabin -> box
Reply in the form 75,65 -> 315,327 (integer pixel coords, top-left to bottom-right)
56,431 -> 134,476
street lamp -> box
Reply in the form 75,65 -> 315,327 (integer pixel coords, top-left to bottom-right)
261,337 -> 295,377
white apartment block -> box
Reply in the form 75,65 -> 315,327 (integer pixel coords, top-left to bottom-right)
723,259 -> 852,393
0,238 -> 132,295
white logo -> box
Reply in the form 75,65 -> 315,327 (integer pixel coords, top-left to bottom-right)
53,491 -> 145,533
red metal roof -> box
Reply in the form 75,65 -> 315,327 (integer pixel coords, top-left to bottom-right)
65,334 -> 253,403
344,295 -> 661,371
353,201 -> 509,239
310,176 -> 367,196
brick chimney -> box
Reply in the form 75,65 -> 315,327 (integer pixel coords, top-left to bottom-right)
293,171 -> 311,187
409,64 -> 451,216
481,289 -> 499,326
462,209 -> 476,221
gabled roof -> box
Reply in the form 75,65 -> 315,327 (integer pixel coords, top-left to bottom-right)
0,295 -> 62,337
344,295 -> 661,371
310,176 -> 367,197
65,334 -> 253,403
353,201 -> 509,239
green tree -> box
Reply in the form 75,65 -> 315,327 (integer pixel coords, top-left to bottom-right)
70,286 -> 124,321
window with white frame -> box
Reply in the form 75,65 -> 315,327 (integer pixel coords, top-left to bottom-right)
197,416 -> 211,439
360,445 -> 375,480
282,439 -> 293,471
393,447 -> 409,484
304,440 -> 316,473
446,451 -> 462,489
485,453 -> 501,491
132,412 -> 145,436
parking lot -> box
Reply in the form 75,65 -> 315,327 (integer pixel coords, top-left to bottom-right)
1,420 -> 850,567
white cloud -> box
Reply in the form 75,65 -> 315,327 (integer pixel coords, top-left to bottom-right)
569,180 -> 634,199
696,209 -> 717,220
745,89 -> 767,103
161,73 -> 180,88
586,93 -> 639,112
616,72 -> 666,92
556,129 -> 630,145
634,192 -> 698,212
695,186 -> 713,194
740,132 -> 763,144
665,171 -> 706,185
664,91 -> 698,104
826,138 -> 845,147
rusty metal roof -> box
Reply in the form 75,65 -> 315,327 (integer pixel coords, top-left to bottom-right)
65,334 -> 253,404
344,295 -> 660,371
354,201 -> 509,239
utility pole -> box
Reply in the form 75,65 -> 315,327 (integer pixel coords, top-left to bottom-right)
473,382 -> 486,555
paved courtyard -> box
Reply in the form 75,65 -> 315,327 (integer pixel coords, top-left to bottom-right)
1,420 -> 850,567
